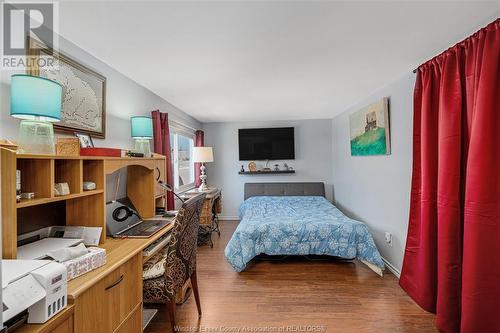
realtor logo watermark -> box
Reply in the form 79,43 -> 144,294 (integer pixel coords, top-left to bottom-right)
1,1 -> 59,70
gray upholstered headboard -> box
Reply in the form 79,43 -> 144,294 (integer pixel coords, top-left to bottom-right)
244,182 -> 325,200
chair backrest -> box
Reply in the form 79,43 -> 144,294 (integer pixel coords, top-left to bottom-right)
164,193 -> 206,297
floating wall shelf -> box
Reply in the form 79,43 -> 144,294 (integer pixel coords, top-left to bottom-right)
238,170 -> 295,175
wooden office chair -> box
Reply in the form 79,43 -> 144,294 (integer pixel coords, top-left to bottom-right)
143,193 -> 206,332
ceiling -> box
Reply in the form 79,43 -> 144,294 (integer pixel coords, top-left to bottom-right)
57,1 -> 500,123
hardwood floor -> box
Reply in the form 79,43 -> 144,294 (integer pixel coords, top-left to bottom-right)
145,220 -> 437,333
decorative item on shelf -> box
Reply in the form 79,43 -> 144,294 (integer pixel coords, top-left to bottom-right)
283,163 -> 289,171
80,147 -> 121,157
240,165 -> 245,173
10,74 -> 62,155
83,181 -> 96,191
56,137 -> 80,156
75,133 -> 94,148
54,183 -> 70,196
262,160 -> 271,171
125,150 -> 145,157
16,170 -> 21,203
20,192 -> 35,200
130,116 -> 153,157
248,161 -> 257,172
274,164 -> 280,171
193,146 -> 214,191
288,166 -> 294,171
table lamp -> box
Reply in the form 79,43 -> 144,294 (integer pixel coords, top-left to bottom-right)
193,146 -> 214,191
131,116 -> 153,157
10,74 -> 62,155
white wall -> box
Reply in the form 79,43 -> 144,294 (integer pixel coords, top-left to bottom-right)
203,119 -> 333,218
331,72 -> 415,273
0,35 -> 200,146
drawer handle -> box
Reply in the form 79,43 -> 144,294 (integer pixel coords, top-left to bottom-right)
105,275 -> 124,291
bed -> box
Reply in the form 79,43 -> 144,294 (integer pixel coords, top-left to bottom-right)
224,182 -> 385,275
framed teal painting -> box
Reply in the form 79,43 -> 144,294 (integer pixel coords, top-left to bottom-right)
349,98 -> 391,156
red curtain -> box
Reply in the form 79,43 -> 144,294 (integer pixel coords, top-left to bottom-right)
151,110 -> 175,210
400,19 -> 500,333
194,130 -> 204,187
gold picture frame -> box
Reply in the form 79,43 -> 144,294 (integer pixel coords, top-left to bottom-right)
27,37 -> 107,139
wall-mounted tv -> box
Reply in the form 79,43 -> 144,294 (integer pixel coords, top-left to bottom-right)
238,127 -> 295,160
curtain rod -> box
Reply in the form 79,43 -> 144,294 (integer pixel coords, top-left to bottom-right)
411,19 -> 499,75
170,118 -> 199,132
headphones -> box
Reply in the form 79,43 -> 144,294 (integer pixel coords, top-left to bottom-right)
112,205 -> 135,222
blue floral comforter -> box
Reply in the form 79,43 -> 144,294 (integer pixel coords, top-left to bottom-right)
224,196 -> 385,272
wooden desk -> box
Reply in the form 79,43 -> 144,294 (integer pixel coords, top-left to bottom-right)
67,223 -> 173,299
15,305 -> 75,333
183,188 -> 222,246
183,188 -> 222,226
0,150 -> 170,333
71,224 -> 174,333
15,223 -> 174,333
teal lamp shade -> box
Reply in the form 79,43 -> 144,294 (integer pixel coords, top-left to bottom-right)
10,74 -> 62,122
131,116 -> 153,138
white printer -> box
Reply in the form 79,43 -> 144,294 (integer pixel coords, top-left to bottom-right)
2,260 -> 67,325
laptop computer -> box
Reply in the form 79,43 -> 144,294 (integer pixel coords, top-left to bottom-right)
106,197 -> 173,238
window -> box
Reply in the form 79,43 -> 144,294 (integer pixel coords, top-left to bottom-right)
170,131 -> 195,191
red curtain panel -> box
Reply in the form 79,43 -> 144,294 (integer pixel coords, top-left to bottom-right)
194,130 -> 204,187
400,19 -> 500,333
151,110 -> 175,210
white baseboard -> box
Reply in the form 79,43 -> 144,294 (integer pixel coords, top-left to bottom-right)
218,216 -> 240,221
382,257 -> 401,278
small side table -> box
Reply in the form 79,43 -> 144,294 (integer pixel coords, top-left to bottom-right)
183,187 -> 222,247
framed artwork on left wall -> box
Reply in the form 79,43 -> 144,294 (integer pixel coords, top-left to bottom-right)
27,37 -> 107,139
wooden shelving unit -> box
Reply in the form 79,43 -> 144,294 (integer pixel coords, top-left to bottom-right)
0,148 -> 166,259
17,189 -> 104,208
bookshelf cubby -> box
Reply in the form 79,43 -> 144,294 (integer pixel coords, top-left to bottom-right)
83,160 -> 104,190
55,159 -> 82,194
1,148 -> 166,259
17,158 -> 53,200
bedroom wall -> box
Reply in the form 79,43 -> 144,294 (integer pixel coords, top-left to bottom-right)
203,119 -> 334,218
331,72 -> 416,274
0,35 -> 201,148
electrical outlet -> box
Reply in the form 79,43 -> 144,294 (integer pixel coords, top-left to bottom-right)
385,232 -> 393,247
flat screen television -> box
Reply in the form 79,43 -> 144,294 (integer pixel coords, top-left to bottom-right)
238,127 -> 295,160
